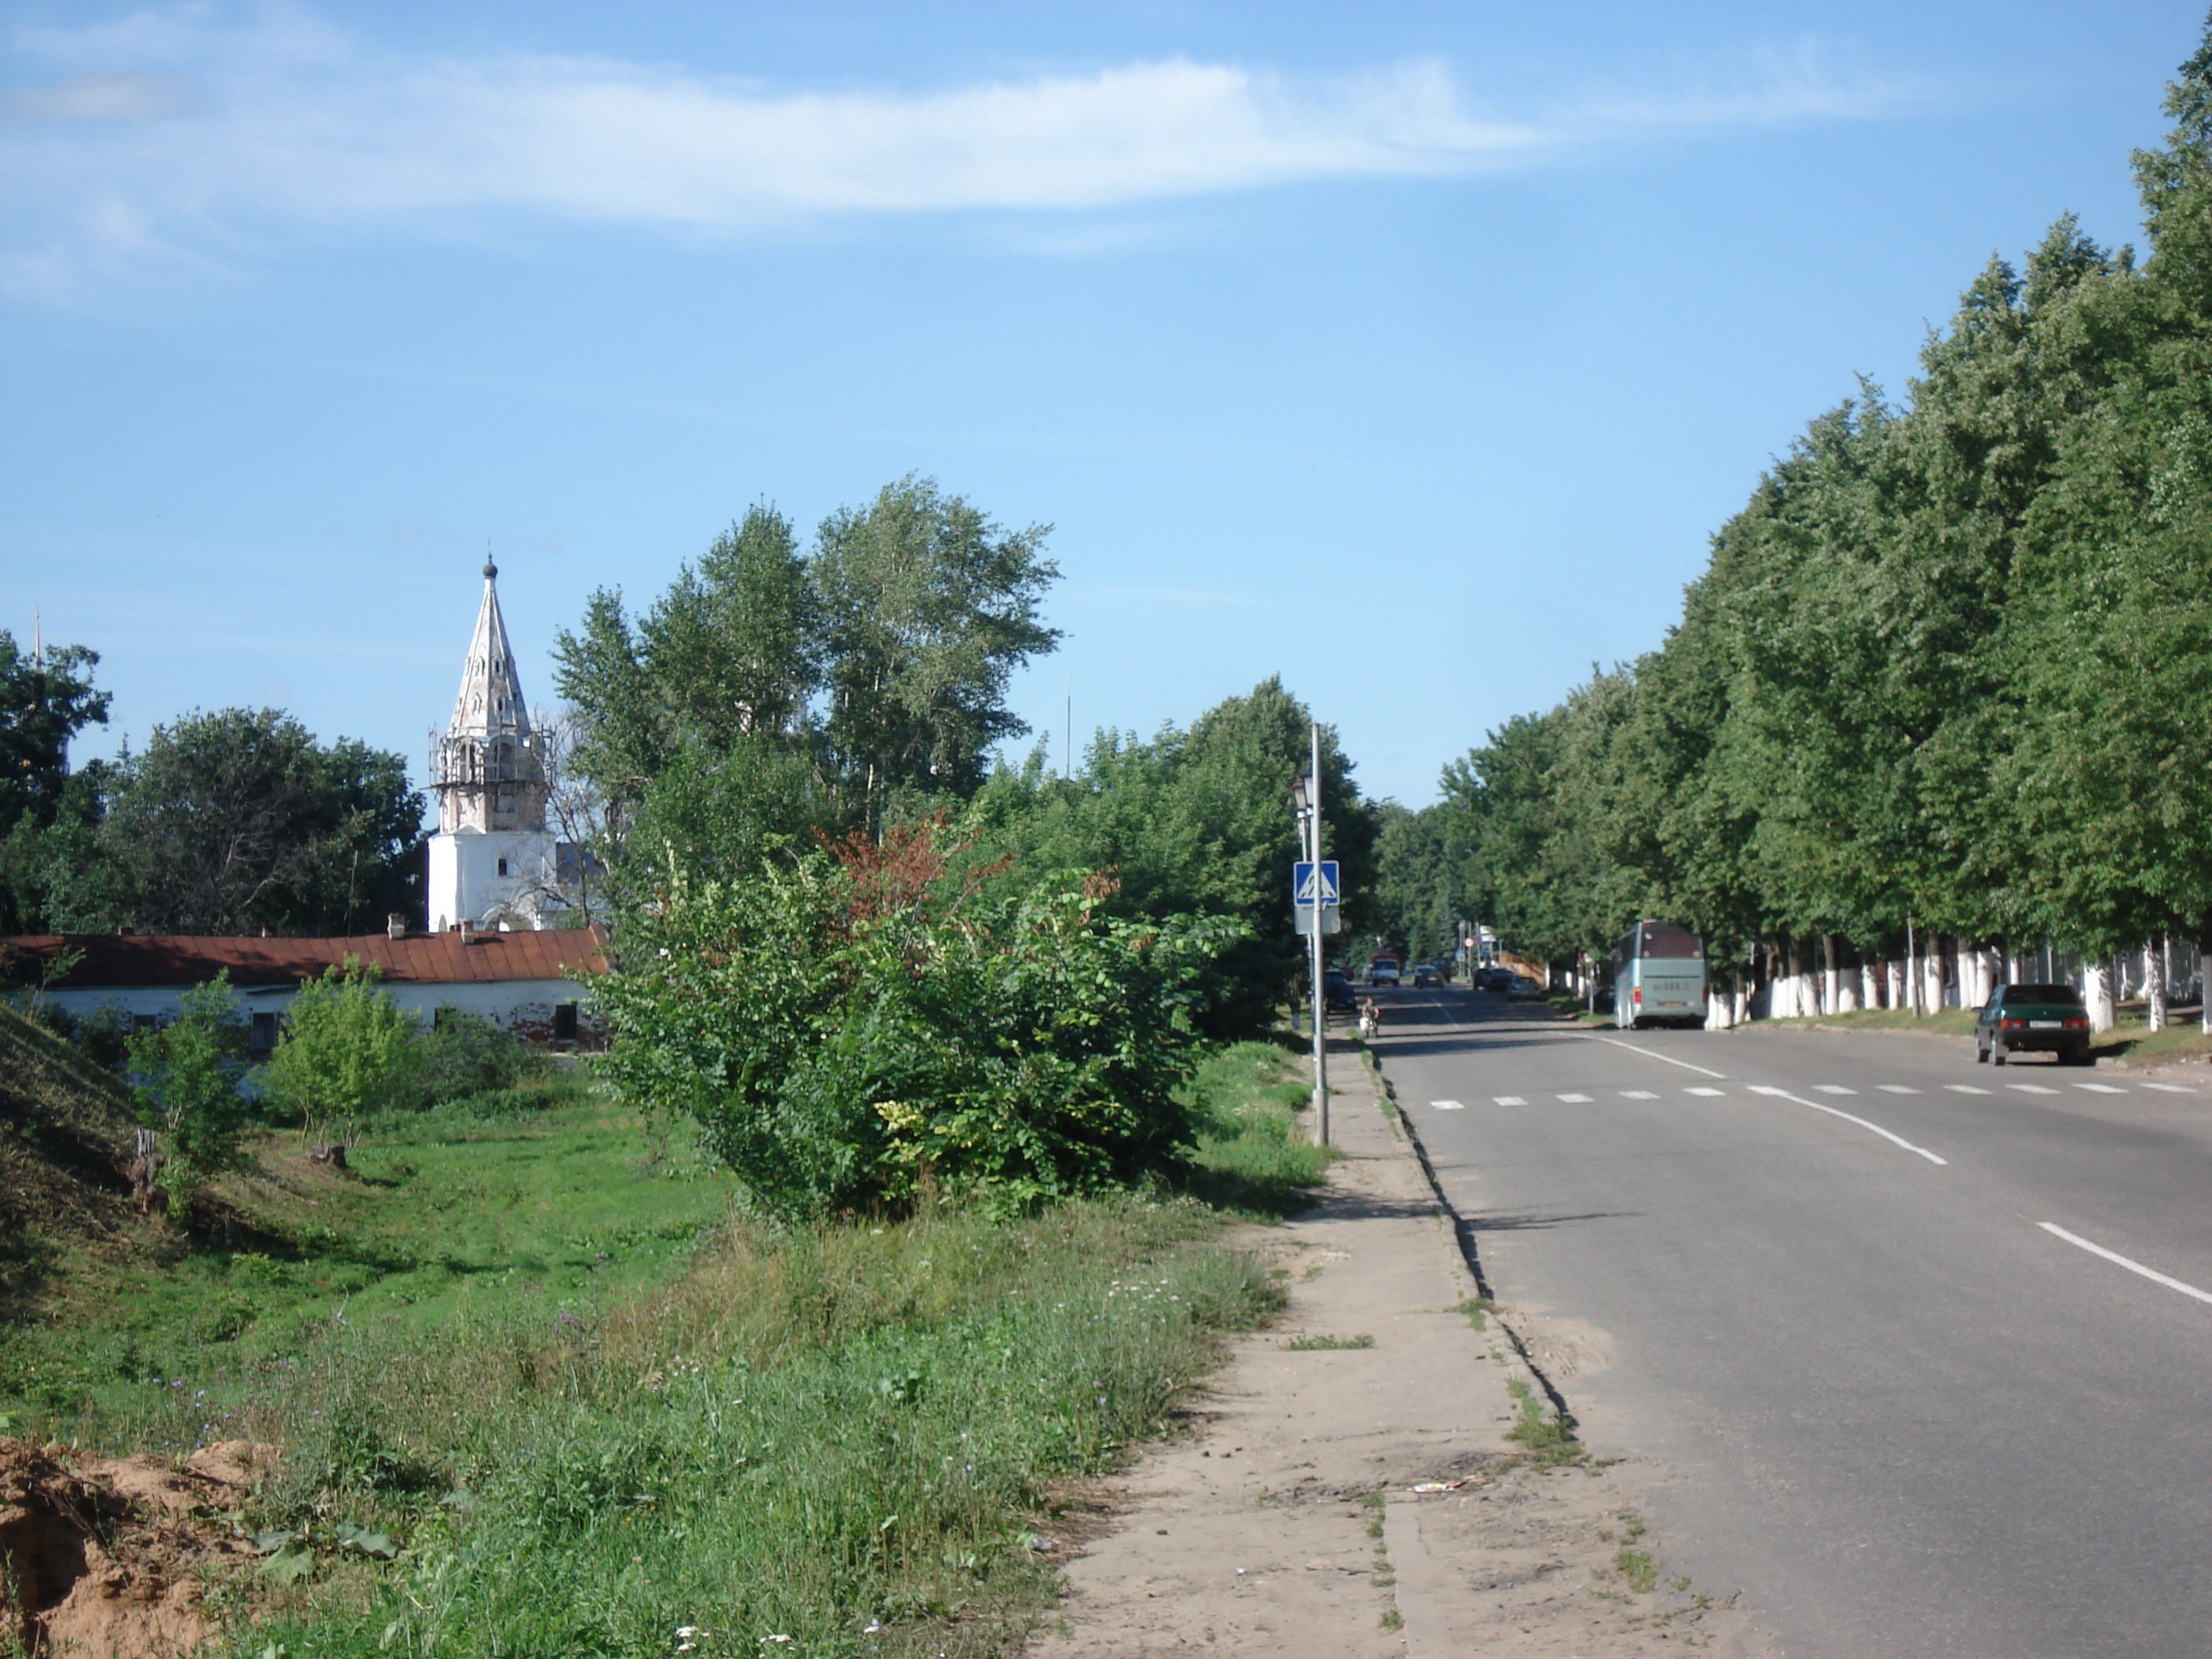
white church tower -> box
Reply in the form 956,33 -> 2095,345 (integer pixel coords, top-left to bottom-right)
426,558 -> 560,932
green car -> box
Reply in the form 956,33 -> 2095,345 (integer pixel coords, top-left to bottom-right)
1973,983 -> 2093,1066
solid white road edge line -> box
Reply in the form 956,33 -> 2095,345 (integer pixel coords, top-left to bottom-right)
1747,1084 -> 1948,1166
1585,1035 -> 1727,1079
2039,1222 -> 2212,1307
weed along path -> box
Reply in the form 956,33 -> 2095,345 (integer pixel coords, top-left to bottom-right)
1029,1048 -> 1774,1657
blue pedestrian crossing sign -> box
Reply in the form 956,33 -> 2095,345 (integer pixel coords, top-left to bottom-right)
1293,862 -> 1340,906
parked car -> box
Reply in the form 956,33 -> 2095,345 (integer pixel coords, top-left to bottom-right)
1974,983 -> 2092,1066
1324,972 -> 1358,1013
1478,965 -> 1514,992
1412,962 -> 1440,987
1507,976 -> 1542,1000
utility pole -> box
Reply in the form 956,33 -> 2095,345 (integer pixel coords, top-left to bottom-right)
1309,722 -> 1328,1145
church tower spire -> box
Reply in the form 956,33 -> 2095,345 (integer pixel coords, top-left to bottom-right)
431,558 -> 546,834
426,558 -> 558,931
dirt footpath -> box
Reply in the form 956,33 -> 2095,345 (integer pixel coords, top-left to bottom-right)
1028,1053 -> 1779,1657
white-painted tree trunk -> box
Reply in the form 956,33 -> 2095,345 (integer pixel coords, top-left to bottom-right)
2084,959 -> 2117,1034
1822,936 -> 1840,1017
1837,942 -> 1862,1013
2147,941 -> 2166,1032
1860,960 -> 1881,1011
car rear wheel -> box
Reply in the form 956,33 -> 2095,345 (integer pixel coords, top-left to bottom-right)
1975,1038 -> 1989,1064
1993,1046 -> 2008,1066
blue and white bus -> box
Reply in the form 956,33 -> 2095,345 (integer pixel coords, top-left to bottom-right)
1611,921 -> 1707,1029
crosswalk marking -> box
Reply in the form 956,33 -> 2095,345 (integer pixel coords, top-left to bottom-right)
1684,1086 -> 1724,1097
1429,1099 -> 1467,1111
1557,1093 -> 1592,1103
1877,1084 -> 1921,1094
1621,1090 -> 1658,1100
1945,1084 -> 1991,1094
2073,1082 -> 2126,1094
1814,1085 -> 1857,1095
2008,1083 -> 2059,1095
1492,1096 -> 1525,1106
2144,1082 -> 2199,1093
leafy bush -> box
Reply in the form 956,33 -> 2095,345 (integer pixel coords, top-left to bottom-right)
261,959 -> 422,1128
124,972 -> 252,1212
416,1006 -> 546,1104
597,822 -> 1244,1219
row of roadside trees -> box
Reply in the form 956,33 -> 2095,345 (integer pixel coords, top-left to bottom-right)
1379,20 -> 2212,1033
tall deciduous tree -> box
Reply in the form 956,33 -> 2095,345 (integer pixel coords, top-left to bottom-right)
967,676 -> 1379,1038
815,476 -> 1059,831
0,629 -> 112,932
95,709 -> 422,936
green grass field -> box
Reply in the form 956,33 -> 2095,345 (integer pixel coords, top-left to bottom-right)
2,1038 -> 1327,1659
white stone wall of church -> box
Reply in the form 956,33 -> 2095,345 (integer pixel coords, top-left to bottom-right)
427,827 -> 558,932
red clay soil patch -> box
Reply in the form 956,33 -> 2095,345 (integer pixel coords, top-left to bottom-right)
0,1436 -> 275,1658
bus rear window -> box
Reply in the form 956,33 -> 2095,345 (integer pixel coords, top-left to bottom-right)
1639,926 -> 1702,959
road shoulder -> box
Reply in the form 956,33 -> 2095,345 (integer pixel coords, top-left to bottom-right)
1027,1048 -> 1777,1657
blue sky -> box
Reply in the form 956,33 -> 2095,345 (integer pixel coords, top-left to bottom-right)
2,2 -> 2203,808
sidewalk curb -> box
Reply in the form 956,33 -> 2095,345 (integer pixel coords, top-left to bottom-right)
1353,1047 -> 1575,1435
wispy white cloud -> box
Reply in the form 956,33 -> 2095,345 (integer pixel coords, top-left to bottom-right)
0,6 -> 1923,301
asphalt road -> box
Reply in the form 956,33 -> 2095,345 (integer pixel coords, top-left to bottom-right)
1365,984 -> 2212,1658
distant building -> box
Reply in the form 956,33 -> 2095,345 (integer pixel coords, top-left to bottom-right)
427,558 -> 565,932
3,925 -> 608,1053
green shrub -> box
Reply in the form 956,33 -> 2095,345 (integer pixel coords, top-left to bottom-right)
416,1006 -> 546,1104
596,828 -> 1243,1221
261,958 -> 423,1128
125,972 -> 252,1213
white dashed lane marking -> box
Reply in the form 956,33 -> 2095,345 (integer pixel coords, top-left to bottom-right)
1621,1090 -> 1659,1100
1557,1093 -> 1592,1103
1878,1084 -> 1921,1095
2144,1082 -> 2200,1093
2074,1082 -> 2126,1094
1684,1086 -> 1724,1097
1492,1096 -> 1526,1106
2008,1083 -> 2060,1095
1814,1085 -> 1857,1095
1430,1100 -> 1467,1111
1946,1085 -> 1992,1094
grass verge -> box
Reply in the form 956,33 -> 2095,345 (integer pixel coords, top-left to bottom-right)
5,1042 -> 1309,1659
1176,1039 -> 1334,1218
218,1193 -> 1276,1659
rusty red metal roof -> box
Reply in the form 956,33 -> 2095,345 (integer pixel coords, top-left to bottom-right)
3,927 -> 610,990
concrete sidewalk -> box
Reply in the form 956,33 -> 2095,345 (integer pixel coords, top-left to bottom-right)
1027,1047 -> 1775,1657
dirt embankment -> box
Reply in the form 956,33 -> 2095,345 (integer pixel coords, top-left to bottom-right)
0,1435 -> 276,1658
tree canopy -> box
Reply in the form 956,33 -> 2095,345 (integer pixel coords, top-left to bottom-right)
1409,17 -> 2212,983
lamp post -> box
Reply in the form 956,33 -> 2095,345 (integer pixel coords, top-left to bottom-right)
1292,727 -> 1328,1146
